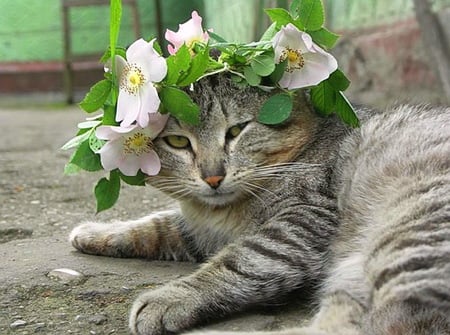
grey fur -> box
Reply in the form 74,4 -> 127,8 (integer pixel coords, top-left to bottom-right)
69,75 -> 450,335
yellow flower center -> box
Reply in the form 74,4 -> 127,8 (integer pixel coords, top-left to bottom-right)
187,37 -> 201,49
280,48 -> 305,73
123,132 -> 153,156
121,64 -> 146,95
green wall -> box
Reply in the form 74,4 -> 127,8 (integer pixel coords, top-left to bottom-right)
0,0 -> 203,62
325,0 -> 450,30
1,0 -> 449,63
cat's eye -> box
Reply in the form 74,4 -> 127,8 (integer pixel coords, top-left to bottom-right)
227,123 -> 248,139
164,135 -> 191,149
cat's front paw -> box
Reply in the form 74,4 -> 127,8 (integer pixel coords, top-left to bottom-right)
69,222 -> 128,257
130,283 -> 203,335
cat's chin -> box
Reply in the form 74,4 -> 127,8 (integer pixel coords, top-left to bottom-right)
196,192 -> 240,207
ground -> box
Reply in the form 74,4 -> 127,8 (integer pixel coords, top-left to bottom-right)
0,106 -> 310,334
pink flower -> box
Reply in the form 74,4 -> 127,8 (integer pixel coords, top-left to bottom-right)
95,113 -> 169,176
115,38 -> 167,128
272,23 -> 337,90
165,11 -> 209,55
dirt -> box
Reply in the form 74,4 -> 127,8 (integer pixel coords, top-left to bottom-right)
0,106 -> 311,334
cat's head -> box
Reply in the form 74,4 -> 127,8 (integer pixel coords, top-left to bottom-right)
149,74 -> 321,207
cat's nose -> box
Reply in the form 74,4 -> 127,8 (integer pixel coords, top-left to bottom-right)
204,175 -> 224,189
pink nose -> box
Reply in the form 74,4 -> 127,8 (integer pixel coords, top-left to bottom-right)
204,175 -> 224,189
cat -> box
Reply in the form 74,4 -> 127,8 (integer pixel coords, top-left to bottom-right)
69,74 -> 450,335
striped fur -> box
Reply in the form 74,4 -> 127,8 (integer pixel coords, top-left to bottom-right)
69,75 -> 450,335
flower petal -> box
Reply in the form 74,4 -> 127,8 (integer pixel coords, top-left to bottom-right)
133,83 -> 161,128
126,38 -> 151,62
165,11 -> 208,54
273,23 -> 338,90
144,43 -> 168,83
147,113 -> 169,138
279,51 -> 337,89
98,141 -> 123,171
114,55 -> 127,79
117,154 -> 141,176
96,124 -> 136,141
116,89 -> 140,127
140,150 -> 161,176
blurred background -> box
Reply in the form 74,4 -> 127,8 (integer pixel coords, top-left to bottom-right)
0,0 -> 449,109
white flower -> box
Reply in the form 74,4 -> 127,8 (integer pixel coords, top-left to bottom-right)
273,24 -> 338,90
115,38 -> 167,128
95,113 -> 168,176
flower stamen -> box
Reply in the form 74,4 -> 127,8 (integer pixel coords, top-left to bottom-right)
280,48 -> 305,73
123,132 -> 153,156
121,64 -> 146,95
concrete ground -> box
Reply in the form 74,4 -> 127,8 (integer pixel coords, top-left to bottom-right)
0,106 -> 310,334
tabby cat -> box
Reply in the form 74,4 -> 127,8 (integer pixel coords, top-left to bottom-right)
69,74 -> 450,335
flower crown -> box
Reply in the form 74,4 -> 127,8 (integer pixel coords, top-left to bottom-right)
63,0 -> 358,212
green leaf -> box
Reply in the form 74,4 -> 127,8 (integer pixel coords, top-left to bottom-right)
100,46 -> 126,63
260,22 -> 278,42
64,162 -> 82,175
79,80 -> 112,113
231,74 -> 249,89
335,92 -> 359,127
309,27 -> 340,49
61,131 -> 91,150
265,8 -> 299,29
244,66 -> 261,86
178,48 -> 210,86
160,87 -> 200,125
95,170 -> 121,213
120,170 -> 147,186
289,0 -> 301,15
208,31 -> 228,43
328,69 -> 351,91
165,44 -> 191,85
270,59 -> 287,84
296,0 -> 325,31
102,104 -> 118,126
88,131 -> 105,153
70,140 -> 103,172
152,40 -> 163,56
311,80 -> 337,116
251,53 -> 276,77
109,0 -> 122,105
258,93 -> 293,125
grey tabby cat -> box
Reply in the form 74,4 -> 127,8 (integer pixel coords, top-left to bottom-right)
70,74 -> 450,335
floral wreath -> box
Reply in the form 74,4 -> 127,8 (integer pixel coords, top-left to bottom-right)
63,0 -> 358,212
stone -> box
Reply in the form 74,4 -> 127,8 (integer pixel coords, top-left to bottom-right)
88,314 -> 108,325
10,319 -> 27,328
47,268 -> 85,284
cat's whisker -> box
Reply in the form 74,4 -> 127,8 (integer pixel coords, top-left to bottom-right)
164,188 -> 193,201
150,179 -> 194,200
238,181 -> 275,207
241,180 -> 277,199
239,184 -> 268,208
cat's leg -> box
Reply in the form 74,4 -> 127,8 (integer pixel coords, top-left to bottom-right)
185,252 -> 367,335
69,209 -> 198,261
128,210 -> 336,335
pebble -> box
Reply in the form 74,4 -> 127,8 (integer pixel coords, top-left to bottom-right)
47,268 -> 85,284
34,322 -> 46,330
10,319 -> 27,328
88,314 -> 108,325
